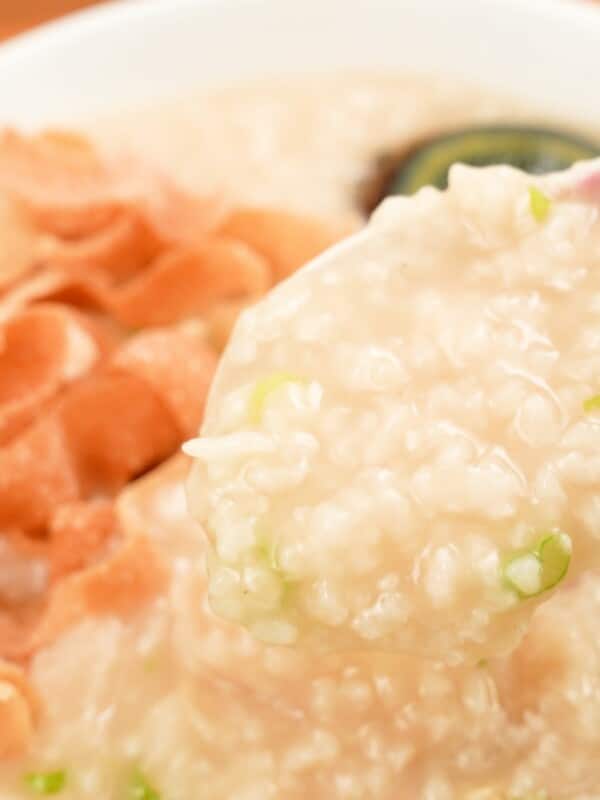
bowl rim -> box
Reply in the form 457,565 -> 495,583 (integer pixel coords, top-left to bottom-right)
1,0 -> 600,128
1,0 -> 598,55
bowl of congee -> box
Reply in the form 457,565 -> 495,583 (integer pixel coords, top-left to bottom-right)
0,0 -> 599,798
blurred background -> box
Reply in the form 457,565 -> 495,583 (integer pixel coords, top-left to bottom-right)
0,0 -> 598,42
3,0 -> 600,42
0,0 -> 109,40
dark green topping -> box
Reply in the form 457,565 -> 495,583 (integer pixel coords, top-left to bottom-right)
362,125 -> 600,212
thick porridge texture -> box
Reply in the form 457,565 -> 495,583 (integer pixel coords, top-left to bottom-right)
183,161 -> 600,798
1,77 -> 600,800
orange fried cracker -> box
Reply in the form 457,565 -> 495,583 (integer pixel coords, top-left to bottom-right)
48,500 -> 117,580
0,531 -> 47,608
0,417 -> 80,536
0,130 -> 222,247
0,192 -> 40,294
109,238 -> 270,328
28,534 -> 168,657
0,270 -> 75,325
217,207 -> 345,283
0,660 -> 39,759
0,499 -> 167,663
0,130 -> 116,236
0,270 -> 112,322
0,315 -> 215,538
39,208 -> 162,285
0,129 -> 350,697
112,321 -> 218,437
57,372 -> 181,495
0,303 -> 116,445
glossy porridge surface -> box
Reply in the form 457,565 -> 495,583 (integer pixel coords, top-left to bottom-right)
2,75 -> 600,800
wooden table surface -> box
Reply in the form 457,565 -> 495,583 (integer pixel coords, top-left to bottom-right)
0,0 -> 598,42
0,0 -> 109,41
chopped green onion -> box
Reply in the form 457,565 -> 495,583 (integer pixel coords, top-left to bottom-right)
502,531 -> 571,599
254,521 -> 281,572
256,537 -> 280,572
128,770 -> 161,800
503,553 -> 541,597
538,533 -> 571,591
583,394 -> 600,414
248,372 -> 304,425
254,524 -> 297,609
24,770 -> 66,795
528,186 -> 552,223
256,537 -> 292,584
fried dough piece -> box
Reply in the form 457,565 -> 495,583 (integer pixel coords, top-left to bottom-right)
0,303 -> 116,445
217,207 -> 347,282
0,660 -> 39,759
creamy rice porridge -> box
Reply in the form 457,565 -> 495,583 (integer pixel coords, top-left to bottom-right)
92,75 -> 543,223
187,162 -> 600,663
1,75 -> 600,800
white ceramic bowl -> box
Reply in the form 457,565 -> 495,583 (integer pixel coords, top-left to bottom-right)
0,0 -> 599,129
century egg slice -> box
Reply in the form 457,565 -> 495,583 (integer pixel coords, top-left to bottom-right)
362,125 -> 599,213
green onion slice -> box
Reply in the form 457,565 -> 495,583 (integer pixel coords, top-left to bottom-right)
128,770 -> 161,800
24,771 -> 66,795
254,524 -> 298,608
248,372 -> 304,425
528,186 -> 552,223
255,533 -> 281,572
502,531 -> 571,598
583,394 -> 600,414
